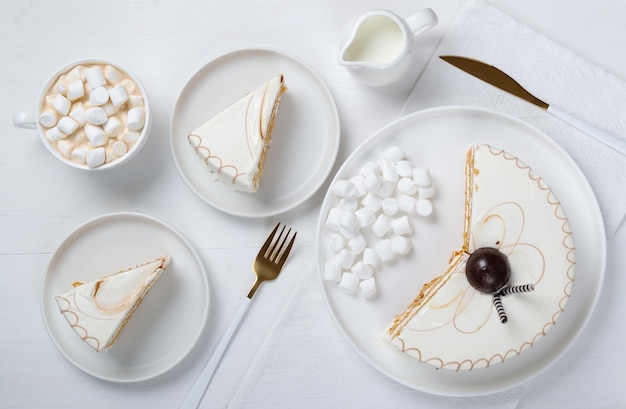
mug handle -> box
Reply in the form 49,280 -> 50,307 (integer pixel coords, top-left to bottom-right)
13,112 -> 38,130
406,8 -> 438,36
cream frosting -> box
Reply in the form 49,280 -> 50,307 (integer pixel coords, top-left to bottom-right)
55,255 -> 170,352
187,75 -> 286,192
385,144 -> 575,370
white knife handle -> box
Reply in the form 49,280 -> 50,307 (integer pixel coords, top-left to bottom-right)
547,105 -> 626,155
180,297 -> 252,409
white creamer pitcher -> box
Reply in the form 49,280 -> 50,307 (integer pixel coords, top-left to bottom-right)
339,8 -> 438,87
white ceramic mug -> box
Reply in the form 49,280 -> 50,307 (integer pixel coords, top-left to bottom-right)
13,58 -> 151,170
339,8 -> 438,87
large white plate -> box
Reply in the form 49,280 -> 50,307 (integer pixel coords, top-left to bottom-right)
170,48 -> 340,217
41,212 -> 210,382
316,106 -> 606,396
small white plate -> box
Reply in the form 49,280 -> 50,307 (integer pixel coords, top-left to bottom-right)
170,48 -> 340,217
316,106 -> 606,396
41,212 -> 210,382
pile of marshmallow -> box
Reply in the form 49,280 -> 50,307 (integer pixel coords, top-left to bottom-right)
39,63 -> 146,168
323,146 -> 435,299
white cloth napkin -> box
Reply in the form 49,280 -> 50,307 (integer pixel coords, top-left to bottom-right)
230,1 -> 626,407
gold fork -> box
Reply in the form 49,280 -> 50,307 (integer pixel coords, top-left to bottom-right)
180,223 -> 297,409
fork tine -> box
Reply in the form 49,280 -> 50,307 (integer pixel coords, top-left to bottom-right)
258,223 -> 280,257
276,231 -> 297,269
269,226 -> 290,262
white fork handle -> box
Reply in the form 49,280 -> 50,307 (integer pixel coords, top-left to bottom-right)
547,105 -> 626,155
180,297 -> 251,409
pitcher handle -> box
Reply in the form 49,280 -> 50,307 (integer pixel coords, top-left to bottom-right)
13,112 -> 38,130
405,8 -> 438,37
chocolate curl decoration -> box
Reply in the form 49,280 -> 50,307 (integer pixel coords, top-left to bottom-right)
493,293 -> 508,324
499,283 -> 535,296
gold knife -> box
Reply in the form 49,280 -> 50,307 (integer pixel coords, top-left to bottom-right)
440,55 -> 626,155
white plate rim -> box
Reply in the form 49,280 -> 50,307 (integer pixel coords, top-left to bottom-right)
169,47 -> 340,218
315,105 -> 606,396
40,211 -> 210,383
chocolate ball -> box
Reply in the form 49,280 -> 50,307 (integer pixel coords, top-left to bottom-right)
465,247 -> 511,293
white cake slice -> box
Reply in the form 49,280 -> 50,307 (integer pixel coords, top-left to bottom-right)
187,75 -> 287,192
55,255 -> 170,352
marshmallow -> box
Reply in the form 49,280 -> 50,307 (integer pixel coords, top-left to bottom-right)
67,65 -> 85,82
66,80 -> 84,101
57,139 -> 73,157
127,94 -> 144,108
398,195 -> 417,214
85,107 -> 108,125
335,248 -> 355,269
395,160 -> 413,177
348,233 -> 366,255
56,116 -> 79,135
45,127 -> 67,142
84,124 -> 108,147
103,116 -> 123,137
381,164 -> 398,183
39,109 -> 58,128
121,130 -> 140,143
328,233 -> 345,252
391,236 -> 412,255
418,184 -> 436,199
363,170 -> 381,192
103,65 -> 123,84
372,214 -> 391,237
391,215 -> 413,236
324,261 -> 342,283
351,261 -> 373,280
338,272 -> 359,295
361,193 -> 382,212
85,65 -> 106,88
413,167 -> 432,187
89,86 -> 109,106
339,210 -> 358,237
70,147 -> 87,163
332,179 -> 357,198
103,102 -> 120,116
109,83 -> 129,107
127,107 -> 145,131
111,140 -> 128,156
53,94 -> 71,115
121,78 -> 138,94
349,175 -> 367,197
384,146 -> 405,164
359,160 -> 378,176
339,198 -> 358,211
375,239 -> 395,262
86,147 -> 106,168
355,207 -> 376,227
359,277 -> 377,298
381,197 -> 399,216
325,208 -> 342,232
69,102 -> 86,125
362,248 -> 380,268
55,77 -> 68,95
397,177 -> 417,195
375,180 -> 393,198
416,199 -> 433,216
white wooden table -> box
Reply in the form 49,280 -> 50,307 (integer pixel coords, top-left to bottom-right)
2,0 -> 625,407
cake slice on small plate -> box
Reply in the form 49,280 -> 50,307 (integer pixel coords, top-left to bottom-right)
55,255 -> 170,352
187,75 -> 287,192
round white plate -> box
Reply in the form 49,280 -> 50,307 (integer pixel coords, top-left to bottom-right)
41,212 -> 210,382
316,106 -> 606,396
170,48 -> 340,217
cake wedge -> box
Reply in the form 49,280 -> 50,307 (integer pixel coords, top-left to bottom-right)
187,75 -> 287,192
55,255 -> 170,352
